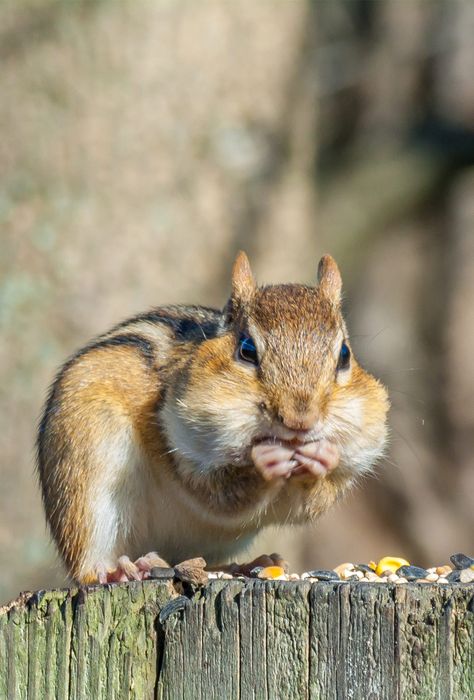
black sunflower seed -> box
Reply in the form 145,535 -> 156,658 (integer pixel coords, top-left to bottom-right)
305,569 -> 340,581
149,567 -> 176,580
450,553 -> 474,570
396,565 -> 429,581
354,564 -> 373,574
158,596 -> 189,624
446,570 -> 462,583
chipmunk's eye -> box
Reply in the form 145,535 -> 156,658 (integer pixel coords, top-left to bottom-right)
337,341 -> 351,371
238,335 -> 259,366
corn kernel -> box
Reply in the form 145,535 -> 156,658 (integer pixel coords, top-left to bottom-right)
258,565 -> 286,579
375,556 -> 409,576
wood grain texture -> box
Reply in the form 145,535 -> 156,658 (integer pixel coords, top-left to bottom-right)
0,582 -> 171,700
1,580 -> 473,699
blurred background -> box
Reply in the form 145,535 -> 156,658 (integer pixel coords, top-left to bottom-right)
1,0 -> 473,604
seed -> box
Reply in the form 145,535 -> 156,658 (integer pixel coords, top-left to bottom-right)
354,564 -> 373,574
396,565 -> 429,581
289,573 -> 300,581
174,558 -> 209,586
388,573 -> 399,583
435,565 -> 452,576
343,573 -> 359,581
395,577 -> 408,584
375,556 -> 410,576
149,567 -> 176,580
341,569 -> 356,580
366,572 -> 382,582
333,562 -> 354,576
257,565 -> 286,580
460,569 -> 474,583
305,569 -> 340,581
425,572 -> 439,582
221,573 -> 233,580
447,570 -> 462,582
437,577 -> 449,584
158,596 -> 189,624
450,553 -> 474,570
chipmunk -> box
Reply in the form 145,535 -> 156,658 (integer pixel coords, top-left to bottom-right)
37,252 -> 389,584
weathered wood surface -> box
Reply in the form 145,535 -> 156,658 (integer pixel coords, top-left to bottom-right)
1,580 -> 473,699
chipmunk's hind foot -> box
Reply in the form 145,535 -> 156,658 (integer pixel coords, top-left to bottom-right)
83,551 -> 170,584
210,552 -> 289,577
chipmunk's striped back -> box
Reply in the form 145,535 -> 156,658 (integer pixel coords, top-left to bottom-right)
37,304 -> 227,580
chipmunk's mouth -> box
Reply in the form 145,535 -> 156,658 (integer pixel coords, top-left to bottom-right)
251,434 -> 316,449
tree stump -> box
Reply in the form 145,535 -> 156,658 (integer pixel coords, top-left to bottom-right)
1,580 -> 473,699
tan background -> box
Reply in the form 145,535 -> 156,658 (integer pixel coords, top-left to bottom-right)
1,0 -> 473,604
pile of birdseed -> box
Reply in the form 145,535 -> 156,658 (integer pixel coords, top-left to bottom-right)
150,552 -> 474,586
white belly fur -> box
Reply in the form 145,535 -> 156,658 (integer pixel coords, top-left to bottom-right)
83,432 -> 260,573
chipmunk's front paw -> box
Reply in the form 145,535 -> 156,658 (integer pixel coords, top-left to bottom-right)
251,441 -> 298,481
93,552 -> 170,583
251,439 -> 340,481
292,440 -> 340,477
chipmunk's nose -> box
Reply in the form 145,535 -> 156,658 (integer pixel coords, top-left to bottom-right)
276,406 -> 319,433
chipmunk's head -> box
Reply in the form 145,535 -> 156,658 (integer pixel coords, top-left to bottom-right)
227,251 -> 349,435
162,252 -> 389,482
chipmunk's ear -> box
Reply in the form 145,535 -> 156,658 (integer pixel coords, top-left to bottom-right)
231,251 -> 256,304
317,254 -> 342,304
225,251 -> 256,324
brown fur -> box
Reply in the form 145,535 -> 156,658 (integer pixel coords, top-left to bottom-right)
37,253 -> 389,581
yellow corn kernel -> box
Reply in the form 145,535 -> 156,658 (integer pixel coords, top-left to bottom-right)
375,556 -> 409,576
258,565 -> 285,579
368,560 -> 377,571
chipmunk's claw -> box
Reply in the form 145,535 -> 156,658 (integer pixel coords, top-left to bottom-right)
252,438 -> 340,480
292,440 -> 340,477
251,441 -> 298,481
